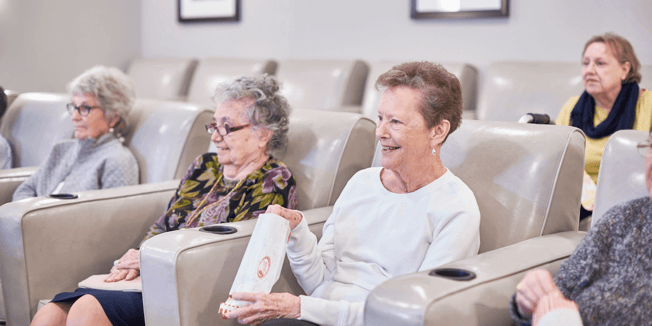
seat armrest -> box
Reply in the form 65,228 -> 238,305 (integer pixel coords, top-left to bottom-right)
364,231 -> 586,326
0,180 -> 179,325
140,206 -> 333,326
0,166 -> 38,205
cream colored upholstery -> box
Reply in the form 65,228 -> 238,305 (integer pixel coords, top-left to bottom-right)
127,58 -> 198,101
361,61 -> 478,120
3,89 -> 18,109
0,98 -> 213,206
477,62 -> 585,122
592,130 -> 648,228
0,93 -> 72,168
275,59 -> 369,111
186,58 -> 277,106
364,120 -> 587,325
0,181 -> 179,326
139,110 -> 376,326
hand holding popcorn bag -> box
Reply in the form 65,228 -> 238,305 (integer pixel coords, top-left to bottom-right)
219,213 -> 291,315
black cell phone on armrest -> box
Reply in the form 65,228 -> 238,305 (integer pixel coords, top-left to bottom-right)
47,193 -> 78,199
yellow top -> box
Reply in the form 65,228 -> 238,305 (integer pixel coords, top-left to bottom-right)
556,90 -> 652,184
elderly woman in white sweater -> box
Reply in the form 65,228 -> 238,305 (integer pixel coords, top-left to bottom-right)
12,66 -> 138,201
224,61 -> 482,326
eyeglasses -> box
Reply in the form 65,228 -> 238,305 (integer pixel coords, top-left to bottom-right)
205,122 -> 250,137
66,103 -> 102,116
637,140 -> 652,157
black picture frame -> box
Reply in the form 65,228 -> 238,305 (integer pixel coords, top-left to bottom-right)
178,0 -> 241,23
411,0 -> 509,19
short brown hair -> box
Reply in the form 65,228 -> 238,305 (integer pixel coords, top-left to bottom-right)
583,33 -> 641,84
375,61 -> 463,142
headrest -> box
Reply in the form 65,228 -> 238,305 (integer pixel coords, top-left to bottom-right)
0,93 -> 72,168
124,99 -> 213,183
186,58 -> 277,106
276,59 -> 369,111
477,61 -> 585,122
593,130 -> 649,227
127,58 -> 198,101
372,120 -> 585,253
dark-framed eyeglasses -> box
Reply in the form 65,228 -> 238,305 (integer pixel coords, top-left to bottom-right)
637,140 -> 652,157
205,122 -> 250,136
66,103 -> 102,116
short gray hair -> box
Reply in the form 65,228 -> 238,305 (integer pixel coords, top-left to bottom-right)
67,65 -> 136,123
213,75 -> 291,153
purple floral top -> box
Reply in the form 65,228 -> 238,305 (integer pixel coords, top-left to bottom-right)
142,153 -> 298,242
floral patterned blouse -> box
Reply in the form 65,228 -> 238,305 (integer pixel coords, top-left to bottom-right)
142,153 -> 298,242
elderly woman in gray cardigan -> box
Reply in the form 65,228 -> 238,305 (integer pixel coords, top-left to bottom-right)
12,66 -> 139,201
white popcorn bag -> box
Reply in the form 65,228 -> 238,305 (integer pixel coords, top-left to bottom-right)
219,213 -> 290,315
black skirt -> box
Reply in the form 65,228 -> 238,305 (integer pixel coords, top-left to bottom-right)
51,288 -> 144,326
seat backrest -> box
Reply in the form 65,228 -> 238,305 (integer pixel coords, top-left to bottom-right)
3,89 -> 18,109
275,59 -> 369,111
0,93 -> 72,168
127,58 -> 198,101
125,99 -> 213,183
208,109 -> 376,210
361,61 -> 479,120
592,130 -> 648,227
477,62 -> 585,122
372,120 -> 585,253
640,65 -> 652,90
186,57 -> 277,106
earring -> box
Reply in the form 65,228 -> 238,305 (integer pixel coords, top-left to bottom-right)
432,148 -> 436,156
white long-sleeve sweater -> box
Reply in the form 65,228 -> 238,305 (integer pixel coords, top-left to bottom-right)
287,167 -> 481,326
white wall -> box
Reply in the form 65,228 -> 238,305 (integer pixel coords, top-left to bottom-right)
0,0 -> 141,93
141,0 -> 652,73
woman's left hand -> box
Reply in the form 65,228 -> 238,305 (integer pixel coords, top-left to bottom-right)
105,249 -> 140,282
224,292 -> 301,325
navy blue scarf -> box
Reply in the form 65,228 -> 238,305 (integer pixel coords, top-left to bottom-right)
570,82 -> 639,139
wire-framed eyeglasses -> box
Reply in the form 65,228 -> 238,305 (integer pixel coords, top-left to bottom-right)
637,140 -> 652,157
66,103 -> 102,116
205,122 -> 250,136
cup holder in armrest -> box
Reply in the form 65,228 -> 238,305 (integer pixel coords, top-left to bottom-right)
429,268 -> 476,281
199,225 -> 238,235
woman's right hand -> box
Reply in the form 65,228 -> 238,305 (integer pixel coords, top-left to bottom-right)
515,269 -> 559,319
265,204 -> 302,230
104,249 -> 140,282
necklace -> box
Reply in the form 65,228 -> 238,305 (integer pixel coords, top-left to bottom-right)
184,172 -> 246,227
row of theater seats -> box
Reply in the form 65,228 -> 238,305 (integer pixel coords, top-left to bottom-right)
125,57 -> 652,122
0,73 -> 647,325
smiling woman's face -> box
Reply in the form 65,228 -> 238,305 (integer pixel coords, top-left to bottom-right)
582,42 -> 630,101
71,93 -> 114,140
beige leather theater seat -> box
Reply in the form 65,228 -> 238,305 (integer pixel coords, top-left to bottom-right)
186,57 -> 277,106
0,93 -> 73,204
138,110 -> 376,326
0,97 -> 213,205
127,57 -> 198,101
364,120 -> 586,325
477,62 -> 585,122
361,61 -> 478,120
275,59 -> 369,111
3,89 -> 19,109
592,130 -> 648,227
0,99 -> 212,325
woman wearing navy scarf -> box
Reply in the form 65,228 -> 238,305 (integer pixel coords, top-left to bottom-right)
556,33 -> 651,220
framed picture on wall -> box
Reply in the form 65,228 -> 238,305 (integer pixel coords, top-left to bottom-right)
178,0 -> 240,23
411,0 -> 509,19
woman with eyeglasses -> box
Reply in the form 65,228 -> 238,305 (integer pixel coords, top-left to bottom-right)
30,75 -> 298,326
12,65 -> 139,201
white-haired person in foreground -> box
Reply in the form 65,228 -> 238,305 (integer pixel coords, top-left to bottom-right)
12,65 -> 139,201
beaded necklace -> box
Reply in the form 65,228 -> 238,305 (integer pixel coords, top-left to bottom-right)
184,172 -> 246,227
